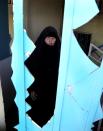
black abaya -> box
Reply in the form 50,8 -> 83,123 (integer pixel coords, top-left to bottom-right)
25,26 -> 61,127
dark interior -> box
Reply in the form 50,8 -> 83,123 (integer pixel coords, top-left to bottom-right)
0,0 -> 19,130
24,0 -> 64,127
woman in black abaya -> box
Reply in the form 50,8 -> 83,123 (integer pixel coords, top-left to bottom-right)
25,26 -> 61,127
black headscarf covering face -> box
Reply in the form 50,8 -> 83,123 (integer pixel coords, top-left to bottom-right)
25,26 -> 61,127
35,26 -> 60,46
25,26 -> 61,76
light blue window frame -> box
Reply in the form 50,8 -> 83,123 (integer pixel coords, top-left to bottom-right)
11,0 -> 103,130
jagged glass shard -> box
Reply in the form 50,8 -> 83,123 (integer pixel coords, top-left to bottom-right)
66,32 -> 99,85
42,117 -> 54,131
73,0 -> 99,29
91,124 -> 94,128
26,89 -> 30,98
23,31 -> 36,128
26,115 -> 54,131
93,103 -> 103,122
26,103 -> 31,112
25,67 -> 34,90
23,29 -> 35,115
14,125 -> 19,130
11,0 -> 26,130
23,29 -> 35,61
26,115 -> 41,131
53,0 -> 103,131
59,64 -> 103,131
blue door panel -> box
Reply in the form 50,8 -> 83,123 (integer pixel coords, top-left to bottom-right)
10,0 -> 103,130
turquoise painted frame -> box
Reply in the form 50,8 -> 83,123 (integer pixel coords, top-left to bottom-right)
11,0 -> 103,130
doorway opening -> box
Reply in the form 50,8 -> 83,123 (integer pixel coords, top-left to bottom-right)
24,0 -> 64,127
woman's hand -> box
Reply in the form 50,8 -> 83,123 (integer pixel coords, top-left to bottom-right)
30,91 -> 38,101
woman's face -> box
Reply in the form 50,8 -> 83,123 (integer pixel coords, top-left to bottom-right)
44,36 -> 56,46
